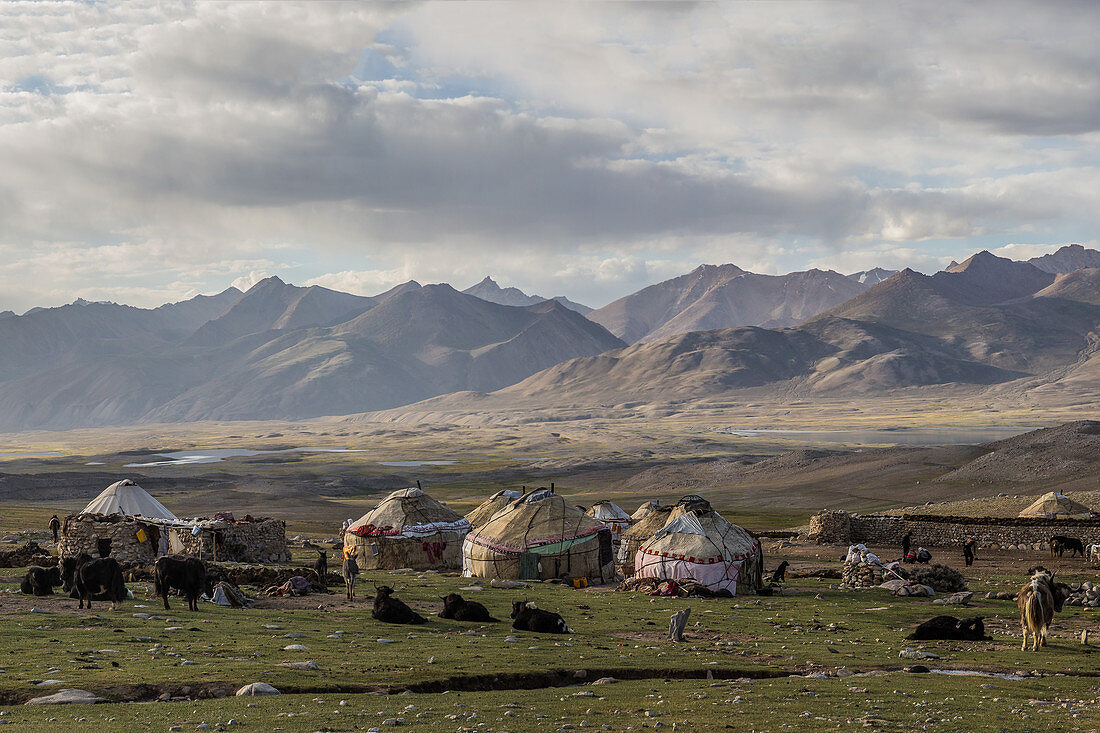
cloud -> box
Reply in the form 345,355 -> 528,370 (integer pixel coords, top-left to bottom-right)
0,1 -> 1098,311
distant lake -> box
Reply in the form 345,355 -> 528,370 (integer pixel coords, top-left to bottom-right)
0,451 -> 63,459
378,460 -> 459,467
714,426 -> 1039,446
125,447 -> 367,467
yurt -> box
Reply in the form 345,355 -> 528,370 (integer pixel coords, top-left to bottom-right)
462,487 -> 615,583
83,479 -> 178,520
633,497 -> 762,595
1018,492 -> 1095,519
585,501 -> 631,551
344,487 -> 471,570
631,500 -> 661,522
617,503 -> 673,575
465,489 -> 523,529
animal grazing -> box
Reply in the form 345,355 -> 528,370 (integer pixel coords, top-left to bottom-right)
314,550 -> 328,588
769,560 -> 789,584
372,585 -> 427,624
342,554 -> 359,601
60,555 -> 127,610
439,593 -> 499,622
1017,570 -> 1072,651
907,615 -> 989,641
1050,535 -> 1084,558
510,600 -> 573,634
154,556 -> 210,611
20,565 -> 62,596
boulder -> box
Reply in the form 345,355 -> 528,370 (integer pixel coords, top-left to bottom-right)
25,689 -> 105,705
236,683 -> 280,697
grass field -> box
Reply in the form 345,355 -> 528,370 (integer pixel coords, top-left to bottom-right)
1,543 -> 1098,730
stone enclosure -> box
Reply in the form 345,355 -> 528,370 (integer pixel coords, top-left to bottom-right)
59,514 -> 289,565
807,510 -> 1100,550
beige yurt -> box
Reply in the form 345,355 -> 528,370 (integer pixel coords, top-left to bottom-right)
631,500 -> 662,522
586,500 -> 631,551
344,487 -> 471,570
1018,492 -> 1095,519
617,503 -> 673,575
83,479 -> 178,520
632,496 -> 762,595
465,489 -> 523,529
462,487 -> 615,583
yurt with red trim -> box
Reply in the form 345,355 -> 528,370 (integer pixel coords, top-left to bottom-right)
632,496 -> 762,595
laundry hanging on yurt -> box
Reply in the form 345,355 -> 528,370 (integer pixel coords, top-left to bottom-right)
585,500 -> 632,552
632,496 -> 762,595
465,489 -> 523,529
344,487 -> 471,571
461,487 -> 615,583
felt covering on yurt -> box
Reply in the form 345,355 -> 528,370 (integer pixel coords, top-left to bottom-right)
465,489 -> 523,529
633,497 -> 762,595
82,479 -> 178,520
1017,492 -> 1094,519
344,487 -> 470,570
462,488 -> 615,583
616,503 -> 674,575
631,500 -> 661,522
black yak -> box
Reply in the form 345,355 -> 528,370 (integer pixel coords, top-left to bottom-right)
20,565 -> 62,596
372,585 -> 427,624
154,556 -> 210,611
510,600 -> 573,634
907,615 -> 990,641
60,556 -> 126,610
439,593 -> 499,622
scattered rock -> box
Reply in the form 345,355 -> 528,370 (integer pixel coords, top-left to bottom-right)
236,683 -> 280,697
25,689 -> 104,706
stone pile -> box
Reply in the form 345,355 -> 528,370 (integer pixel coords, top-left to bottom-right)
908,563 -> 967,593
841,559 -> 884,588
0,541 -> 53,568
1065,581 -> 1100,608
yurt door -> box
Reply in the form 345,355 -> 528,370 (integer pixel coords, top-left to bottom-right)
519,552 -> 540,580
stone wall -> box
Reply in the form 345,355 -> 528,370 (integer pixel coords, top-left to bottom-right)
807,510 -> 1100,550
59,514 -> 289,565
59,514 -> 159,565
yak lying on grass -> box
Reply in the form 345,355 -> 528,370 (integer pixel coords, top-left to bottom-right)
510,601 -> 573,634
20,565 -> 62,596
439,593 -> 499,622
154,556 -> 210,611
907,615 -> 990,641
372,585 -> 427,624
60,555 -> 126,610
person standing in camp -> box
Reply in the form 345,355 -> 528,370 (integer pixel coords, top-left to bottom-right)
963,537 -> 976,567
901,531 -> 912,561
48,515 -> 60,543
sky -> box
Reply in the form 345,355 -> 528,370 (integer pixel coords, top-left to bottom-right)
1,1 -> 1099,313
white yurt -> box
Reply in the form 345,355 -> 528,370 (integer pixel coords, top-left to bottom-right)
344,487 -> 471,570
633,497 -> 762,595
82,479 -> 178,520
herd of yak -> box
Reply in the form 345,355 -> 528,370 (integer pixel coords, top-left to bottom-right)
16,548 -> 1081,649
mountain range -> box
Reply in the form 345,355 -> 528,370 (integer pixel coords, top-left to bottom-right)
1,243 -> 1099,430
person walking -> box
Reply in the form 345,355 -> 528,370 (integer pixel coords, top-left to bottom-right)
48,515 -> 61,543
963,537 -> 976,567
901,531 -> 912,561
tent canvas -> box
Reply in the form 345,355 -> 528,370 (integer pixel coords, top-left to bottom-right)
465,489 -> 523,529
462,488 -> 615,583
633,505 -> 762,595
1018,492 -> 1094,519
631,501 -> 661,522
344,487 -> 470,570
82,479 -> 178,520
